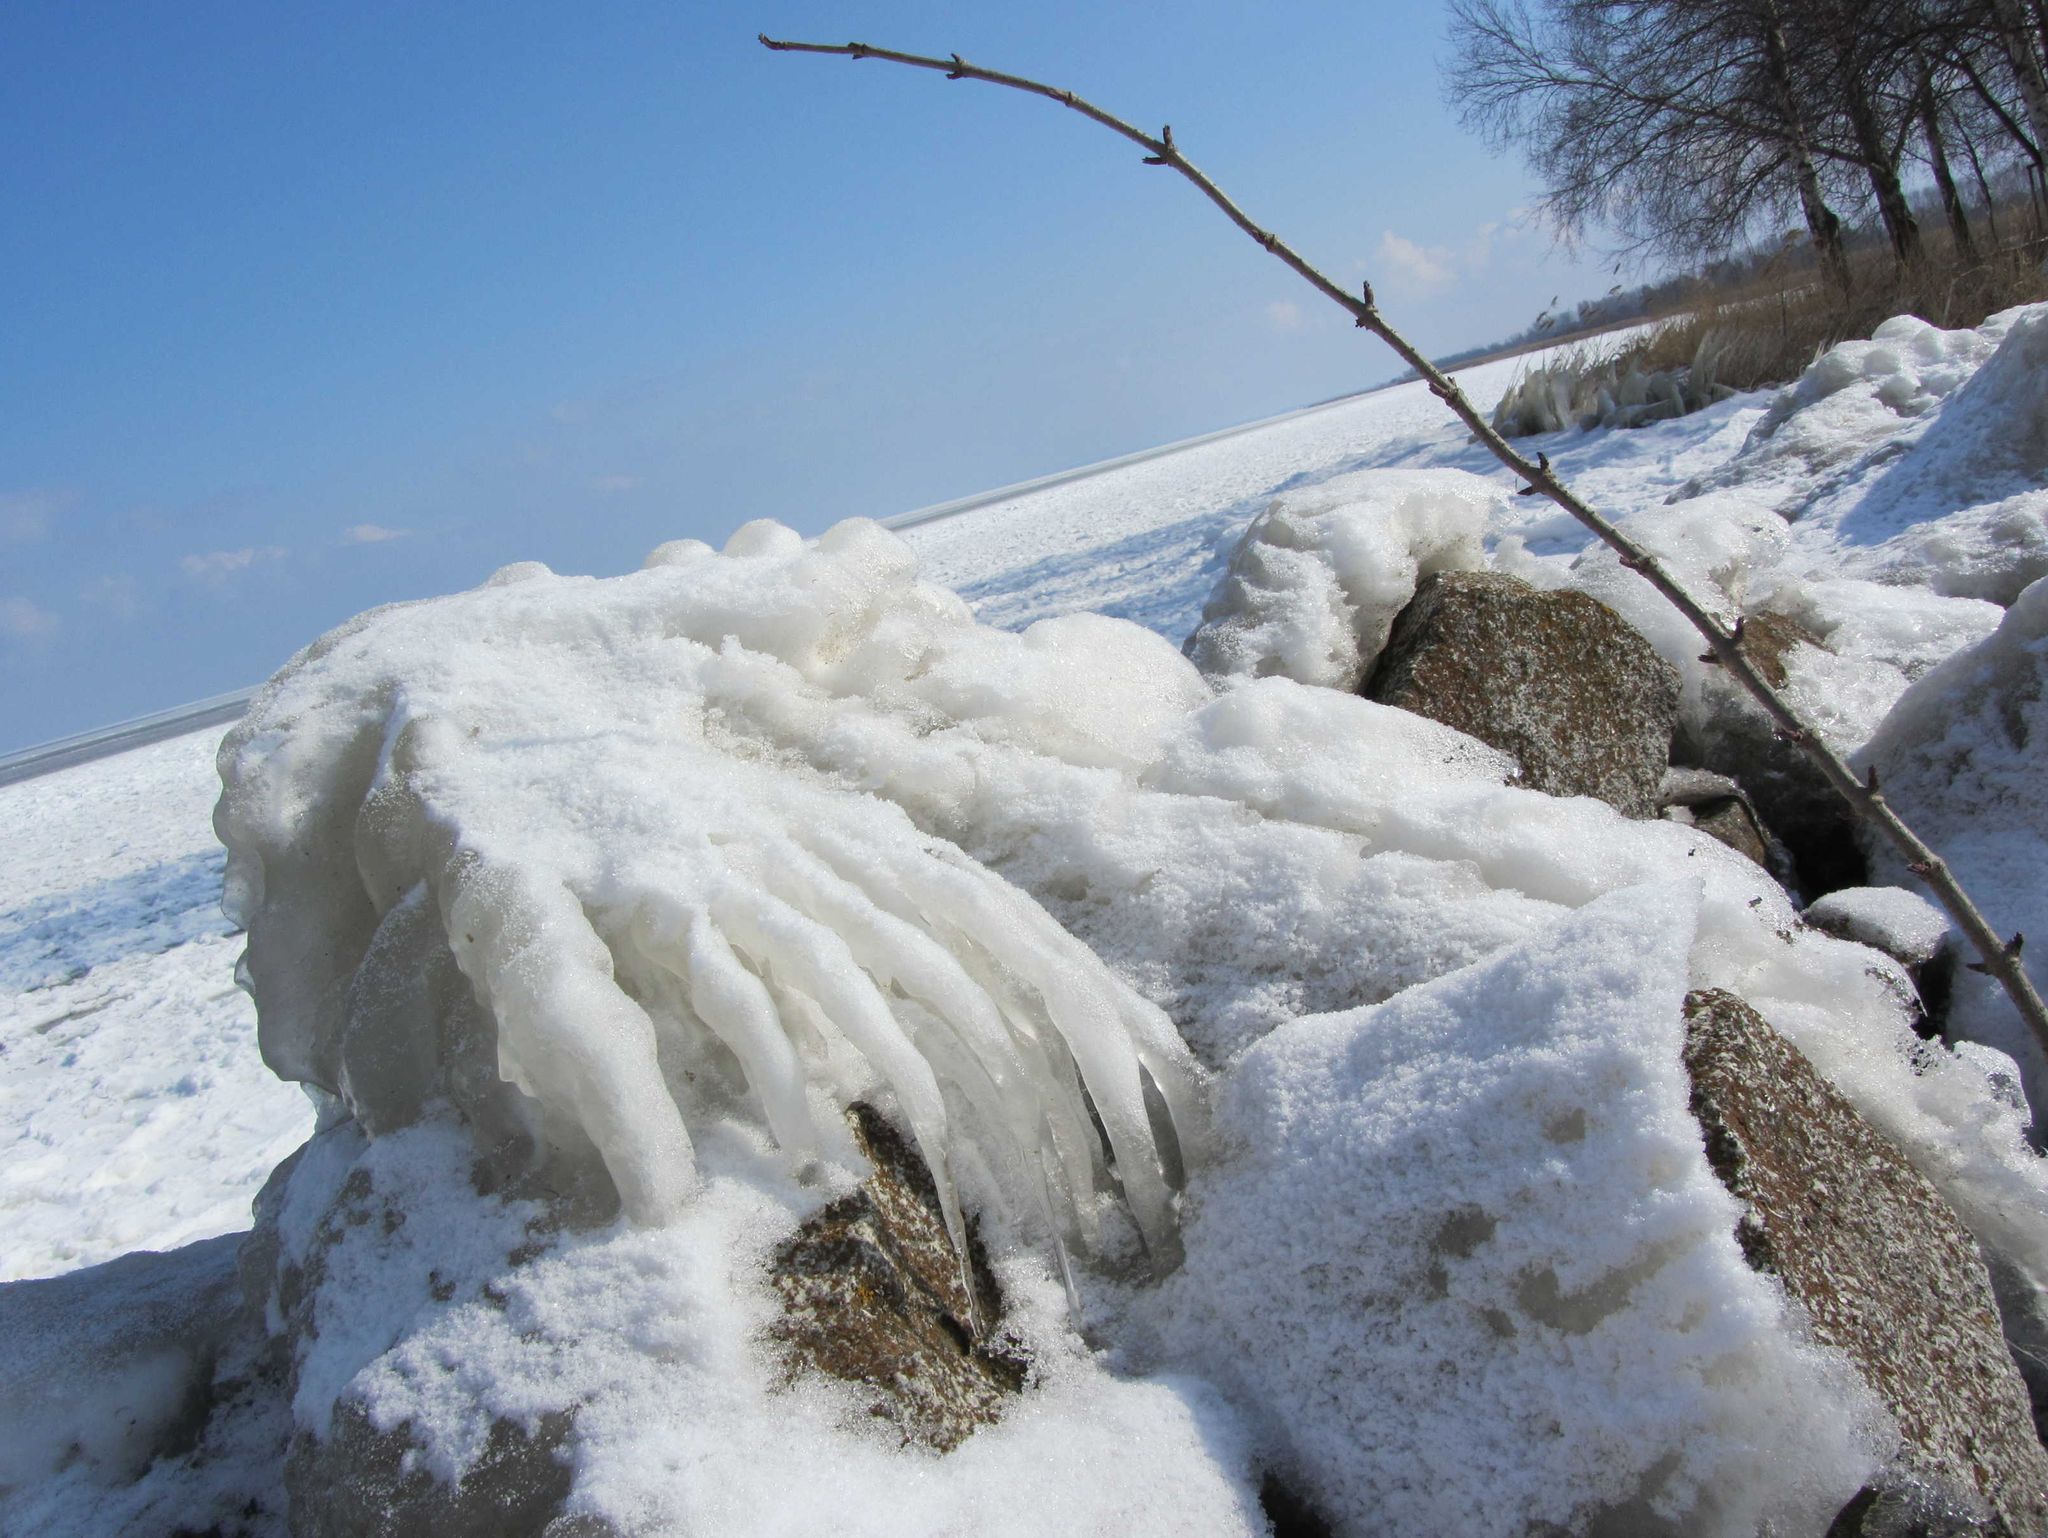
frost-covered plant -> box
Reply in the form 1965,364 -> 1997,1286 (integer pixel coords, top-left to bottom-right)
215,518 -> 1208,1272
1491,345 -> 1690,436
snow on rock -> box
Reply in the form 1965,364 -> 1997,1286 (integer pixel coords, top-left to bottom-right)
215,516 -> 1210,1271
1681,987 -> 2048,1535
1181,467 -> 1496,690
254,1111 -> 1266,1538
1362,569 -> 1679,817
1135,886 -> 1883,1538
0,1234 -> 245,1491
1804,887 -> 1953,969
1860,576 -> 2048,1119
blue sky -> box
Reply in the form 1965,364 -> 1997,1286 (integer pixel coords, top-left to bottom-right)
0,2 -> 1619,751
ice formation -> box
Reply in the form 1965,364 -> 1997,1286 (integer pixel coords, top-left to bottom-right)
1182,467 -> 1496,689
216,515 -> 2048,1293
215,517 -> 1209,1267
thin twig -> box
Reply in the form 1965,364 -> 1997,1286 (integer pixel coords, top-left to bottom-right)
760,34 -> 2048,1059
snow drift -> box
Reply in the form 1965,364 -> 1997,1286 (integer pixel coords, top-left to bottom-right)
1688,307 -> 2048,603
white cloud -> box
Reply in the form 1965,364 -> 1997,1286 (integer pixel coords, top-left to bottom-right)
1376,231 -> 1455,293
79,574 -> 143,620
1464,221 -> 1502,273
0,488 -> 74,543
343,523 -> 408,544
0,596 -> 58,641
592,475 -> 643,494
180,545 -> 286,583
1265,299 -> 1304,333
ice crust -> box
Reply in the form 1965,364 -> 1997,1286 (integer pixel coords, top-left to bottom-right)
1183,467 -> 1496,689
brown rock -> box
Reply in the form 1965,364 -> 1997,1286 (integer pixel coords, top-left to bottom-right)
1682,989 -> 2048,1535
770,1103 -> 1027,1452
1678,611 -> 1866,898
1365,571 -> 1680,818
1690,796 -> 1773,865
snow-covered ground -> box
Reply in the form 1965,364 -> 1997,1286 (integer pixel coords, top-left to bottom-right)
3,317 -> 2031,1283
7,309 -> 2048,1536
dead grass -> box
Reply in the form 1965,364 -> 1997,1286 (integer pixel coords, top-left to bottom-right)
1495,229 -> 2048,436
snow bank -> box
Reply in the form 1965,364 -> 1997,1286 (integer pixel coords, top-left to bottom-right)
1182,468 -> 1497,689
1139,885 -> 1881,1538
1691,306 -> 2048,603
1861,577 -> 2048,1115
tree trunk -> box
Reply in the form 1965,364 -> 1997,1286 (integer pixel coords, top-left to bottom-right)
1918,70 -> 1978,262
1844,72 -> 1923,265
1959,121 -> 2004,243
1760,0 -> 1854,293
1991,0 -> 2048,167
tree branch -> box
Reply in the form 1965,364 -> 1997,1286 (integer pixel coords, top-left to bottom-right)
760,33 -> 2048,1058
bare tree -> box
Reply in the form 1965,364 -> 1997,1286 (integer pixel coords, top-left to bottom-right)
761,32 -> 2048,1057
1446,0 -> 1857,287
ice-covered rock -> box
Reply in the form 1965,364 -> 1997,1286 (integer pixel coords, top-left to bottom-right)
248,1110 -> 1267,1538
1681,988 -> 2048,1535
192,519 -> 2048,1536
215,516 -> 1210,1275
769,1102 -> 1027,1452
1364,569 -> 1680,818
1182,468 -> 1497,690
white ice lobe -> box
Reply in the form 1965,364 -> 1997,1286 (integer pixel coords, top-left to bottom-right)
1184,467 -> 1497,689
214,517 -> 1208,1262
